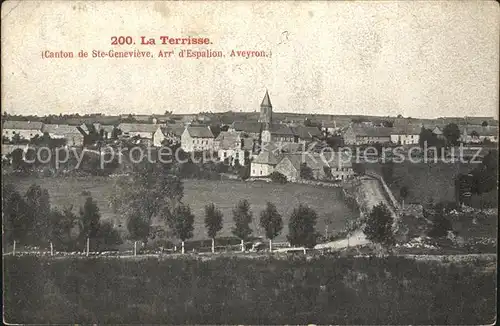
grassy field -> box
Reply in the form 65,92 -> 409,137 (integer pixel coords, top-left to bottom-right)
4,255 -> 496,324
3,176 -> 356,242
381,162 -> 494,206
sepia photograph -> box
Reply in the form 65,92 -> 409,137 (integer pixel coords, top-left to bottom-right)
1,0 -> 498,324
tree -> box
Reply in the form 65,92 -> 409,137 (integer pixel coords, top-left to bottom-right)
232,199 -> 253,251
428,212 -> 452,238
24,184 -> 51,245
259,202 -> 283,251
79,196 -> 101,253
49,206 -> 79,251
11,148 -> 24,170
443,123 -> 461,146
109,162 -> 184,245
323,166 -> 333,180
399,186 -> 409,209
300,163 -> 314,180
2,184 -> 28,245
381,161 -> 394,184
352,163 -> 366,175
270,171 -> 287,184
325,136 -> 343,149
111,127 -> 122,140
288,204 -> 319,249
94,221 -> 123,250
239,164 -> 250,180
419,127 -> 442,148
205,203 -> 223,253
166,202 -> 195,254
364,203 -> 395,247
481,121 -> 488,127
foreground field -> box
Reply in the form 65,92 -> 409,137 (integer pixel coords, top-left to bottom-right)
3,255 -> 496,324
3,176 -> 356,242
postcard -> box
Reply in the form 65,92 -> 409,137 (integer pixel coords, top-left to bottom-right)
2,1 -> 498,324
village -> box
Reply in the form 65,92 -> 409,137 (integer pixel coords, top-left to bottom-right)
2,90 -> 498,182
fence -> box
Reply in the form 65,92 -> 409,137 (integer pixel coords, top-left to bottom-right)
2,240 -> 293,258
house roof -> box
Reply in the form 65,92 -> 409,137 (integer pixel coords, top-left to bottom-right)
215,131 -> 241,149
322,121 -> 337,128
269,124 -> 295,136
261,90 -> 272,107
256,141 -> 303,155
42,124 -> 83,135
253,149 -> 280,165
186,126 -> 214,138
216,131 -> 254,150
431,126 -> 443,134
118,123 -> 158,133
161,125 -> 185,137
292,126 -> 323,140
101,125 -> 115,133
391,125 -> 422,135
231,121 -> 262,134
350,126 -> 393,137
462,126 -> 498,137
2,120 -> 43,130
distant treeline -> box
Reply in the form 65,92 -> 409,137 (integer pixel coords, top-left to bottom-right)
3,255 -> 495,324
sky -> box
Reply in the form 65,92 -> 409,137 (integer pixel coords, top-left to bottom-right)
1,1 -> 499,118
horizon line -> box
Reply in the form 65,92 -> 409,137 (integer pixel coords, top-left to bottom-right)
1,111 -> 498,121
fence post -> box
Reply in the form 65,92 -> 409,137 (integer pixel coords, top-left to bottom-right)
50,242 -> 53,256
86,237 -> 89,256
134,241 -> 137,256
269,239 -> 272,252
13,240 -> 16,256
181,241 -> 185,254
211,238 -> 215,253
241,239 -> 244,252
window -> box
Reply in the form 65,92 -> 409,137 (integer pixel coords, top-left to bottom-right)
260,170 -> 262,175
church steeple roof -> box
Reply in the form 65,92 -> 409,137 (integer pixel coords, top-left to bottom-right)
261,90 -> 272,107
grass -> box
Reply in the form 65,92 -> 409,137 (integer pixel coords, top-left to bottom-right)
3,175 -> 356,242
3,255 -> 496,324
377,161 -> 496,206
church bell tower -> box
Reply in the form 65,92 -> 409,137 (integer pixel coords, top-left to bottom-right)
259,90 -> 273,126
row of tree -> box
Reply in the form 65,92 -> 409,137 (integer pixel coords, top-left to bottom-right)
2,184 -> 122,252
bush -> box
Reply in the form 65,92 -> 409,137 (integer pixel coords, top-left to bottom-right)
270,171 -> 287,184
428,214 -> 452,238
364,203 -> 395,247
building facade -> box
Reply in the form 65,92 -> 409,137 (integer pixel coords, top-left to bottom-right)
180,126 -> 215,152
2,121 -> 43,141
214,131 -> 254,166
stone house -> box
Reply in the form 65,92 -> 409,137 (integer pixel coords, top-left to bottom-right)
2,120 -> 43,141
214,131 -> 254,166
118,123 -> 159,141
274,152 -> 353,182
42,124 -> 85,146
180,126 -> 215,152
390,125 -> 422,145
153,125 -> 184,147
343,124 -> 392,145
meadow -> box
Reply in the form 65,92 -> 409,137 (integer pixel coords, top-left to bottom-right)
3,175 -> 356,243
382,161 -> 497,207
3,255 -> 496,324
